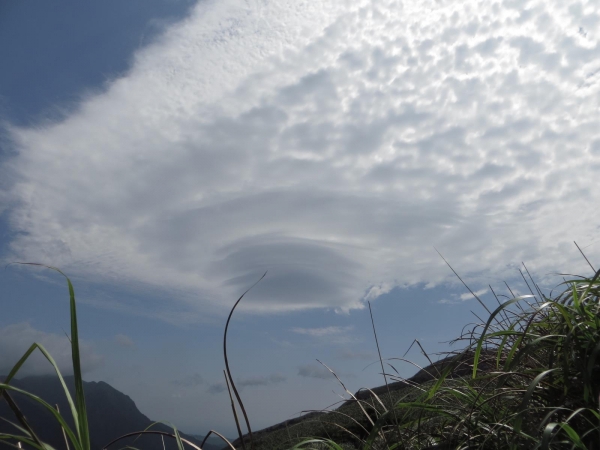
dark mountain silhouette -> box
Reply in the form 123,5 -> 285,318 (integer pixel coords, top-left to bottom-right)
0,375 -> 222,450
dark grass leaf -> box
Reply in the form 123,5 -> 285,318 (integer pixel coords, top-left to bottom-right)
199,430 -> 236,450
0,384 -> 81,450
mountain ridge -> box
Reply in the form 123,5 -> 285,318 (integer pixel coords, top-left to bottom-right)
0,375 -> 222,450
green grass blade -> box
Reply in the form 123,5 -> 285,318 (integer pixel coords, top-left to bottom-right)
101,430 -> 204,450
1,342 -> 79,436
65,275 -> 90,450
1,390 -> 46,449
12,263 -> 90,450
542,422 -> 586,450
580,267 -> 600,305
0,434 -> 58,450
199,430 -> 236,450
473,296 -> 533,378
0,417 -> 57,450
290,438 -> 345,449
512,369 -> 557,437
0,384 -> 82,450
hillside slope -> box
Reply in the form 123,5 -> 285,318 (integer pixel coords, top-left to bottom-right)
227,352 -> 485,449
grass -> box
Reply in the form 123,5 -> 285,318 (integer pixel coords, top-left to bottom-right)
1,253 -> 600,450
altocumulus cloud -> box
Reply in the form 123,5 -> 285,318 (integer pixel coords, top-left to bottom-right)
2,0 -> 600,317
0,323 -> 104,376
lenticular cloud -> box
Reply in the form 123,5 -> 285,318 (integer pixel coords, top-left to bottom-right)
4,0 -> 600,315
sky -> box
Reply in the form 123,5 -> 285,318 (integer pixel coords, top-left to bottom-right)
1,0 -> 599,439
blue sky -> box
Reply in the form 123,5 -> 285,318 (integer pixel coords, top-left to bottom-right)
1,0 -> 599,439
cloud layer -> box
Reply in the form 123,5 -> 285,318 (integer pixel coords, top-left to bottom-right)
3,0 -> 600,315
0,322 -> 103,376
208,373 -> 286,393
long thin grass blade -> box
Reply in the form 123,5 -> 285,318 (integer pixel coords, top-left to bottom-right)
199,430 -> 236,450
541,422 -> 585,450
290,438 -> 345,450
1,342 -> 79,439
574,241 -> 596,272
368,301 -> 398,438
223,369 -> 244,449
0,417 -> 58,450
1,390 -> 45,449
0,434 -> 56,450
223,272 -> 266,450
315,360 -> 375,427
512,369 -> 557,436
0,384 -> 81,450
9,263 -> 90,450
472,296 -> 533,378
435,248 -> 492,315
56,404 -> 71,450
102,431 -> 202,450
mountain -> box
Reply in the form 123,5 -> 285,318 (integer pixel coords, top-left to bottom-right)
0,376 -> 222,450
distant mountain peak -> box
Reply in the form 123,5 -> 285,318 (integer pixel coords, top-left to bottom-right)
0,375 -> 222,450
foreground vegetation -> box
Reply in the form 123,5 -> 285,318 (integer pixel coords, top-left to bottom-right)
1,256 -> 600,450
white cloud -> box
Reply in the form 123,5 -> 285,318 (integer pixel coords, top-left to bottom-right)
114,333 -> 136,348
364,283 -> 393,301
0,322 -> 104,376
291,326 -> 357,344
2,0 -> 600,317
291,326 -> 353,338
437,298 -> 455,305
459,288 -> 488,301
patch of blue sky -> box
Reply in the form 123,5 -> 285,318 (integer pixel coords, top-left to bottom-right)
0,0 -> 196,126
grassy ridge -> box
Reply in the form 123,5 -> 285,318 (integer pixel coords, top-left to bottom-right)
1,261 -> 599,450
